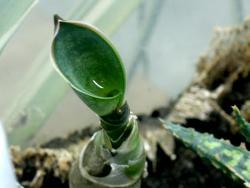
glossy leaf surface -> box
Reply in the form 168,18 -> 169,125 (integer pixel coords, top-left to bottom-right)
162,121 -> 250,187
52,18 -> 126,116
6,0 -> 142,146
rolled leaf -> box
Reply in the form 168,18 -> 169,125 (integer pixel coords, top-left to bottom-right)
52,17 -> 126,116
232,106 -> 250,142
52,16 -> 146,187
162,121 -> 250,187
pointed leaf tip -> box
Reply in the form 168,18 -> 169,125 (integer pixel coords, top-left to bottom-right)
53,14 -> 63,32
232,105 -> 250,142
232,105 -> 240,114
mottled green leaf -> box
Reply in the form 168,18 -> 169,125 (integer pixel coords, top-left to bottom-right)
232,106 -> 250,142
162,121 -> 250,187
5,0 -> 143,146
0,0 -> 37,52
52,17 -> 126,116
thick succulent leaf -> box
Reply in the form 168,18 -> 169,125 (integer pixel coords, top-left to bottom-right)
162,121 -> 250,187
0,0 -> 37,52
52,17 -> 126,116
232,106 -> 250,142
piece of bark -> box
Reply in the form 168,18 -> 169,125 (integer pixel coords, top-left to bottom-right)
11,126 -> 94,188
11,146 -> 73,188
167,17 -> 250,133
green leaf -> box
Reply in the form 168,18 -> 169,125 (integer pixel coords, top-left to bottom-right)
162,121 -> 250,187
4,0 -> 144,146
52,18 -> 126,116
232,105 -> 250,142
0,0 -> 37,52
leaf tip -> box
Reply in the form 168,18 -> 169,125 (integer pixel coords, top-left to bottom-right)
53,14 -> 64,32
232,105 -> 241,117
232,105 -> 239,112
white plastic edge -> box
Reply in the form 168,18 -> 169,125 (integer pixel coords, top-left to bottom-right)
0,121 -> 19,188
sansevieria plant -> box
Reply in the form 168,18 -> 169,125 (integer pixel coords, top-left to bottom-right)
51,15 -> 146,188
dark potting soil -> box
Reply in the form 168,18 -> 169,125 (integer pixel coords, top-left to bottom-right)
141,142 -> 242,188
36,107 -> 243,188
41,139 -> 242,188
138,108 -> 242,188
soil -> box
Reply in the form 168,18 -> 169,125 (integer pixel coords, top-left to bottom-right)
139,108 -> 242,188
15,105 -> 243,188
142,143 -> 241,188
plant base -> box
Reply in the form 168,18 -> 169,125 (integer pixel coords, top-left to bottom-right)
69,129 -> 144,188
